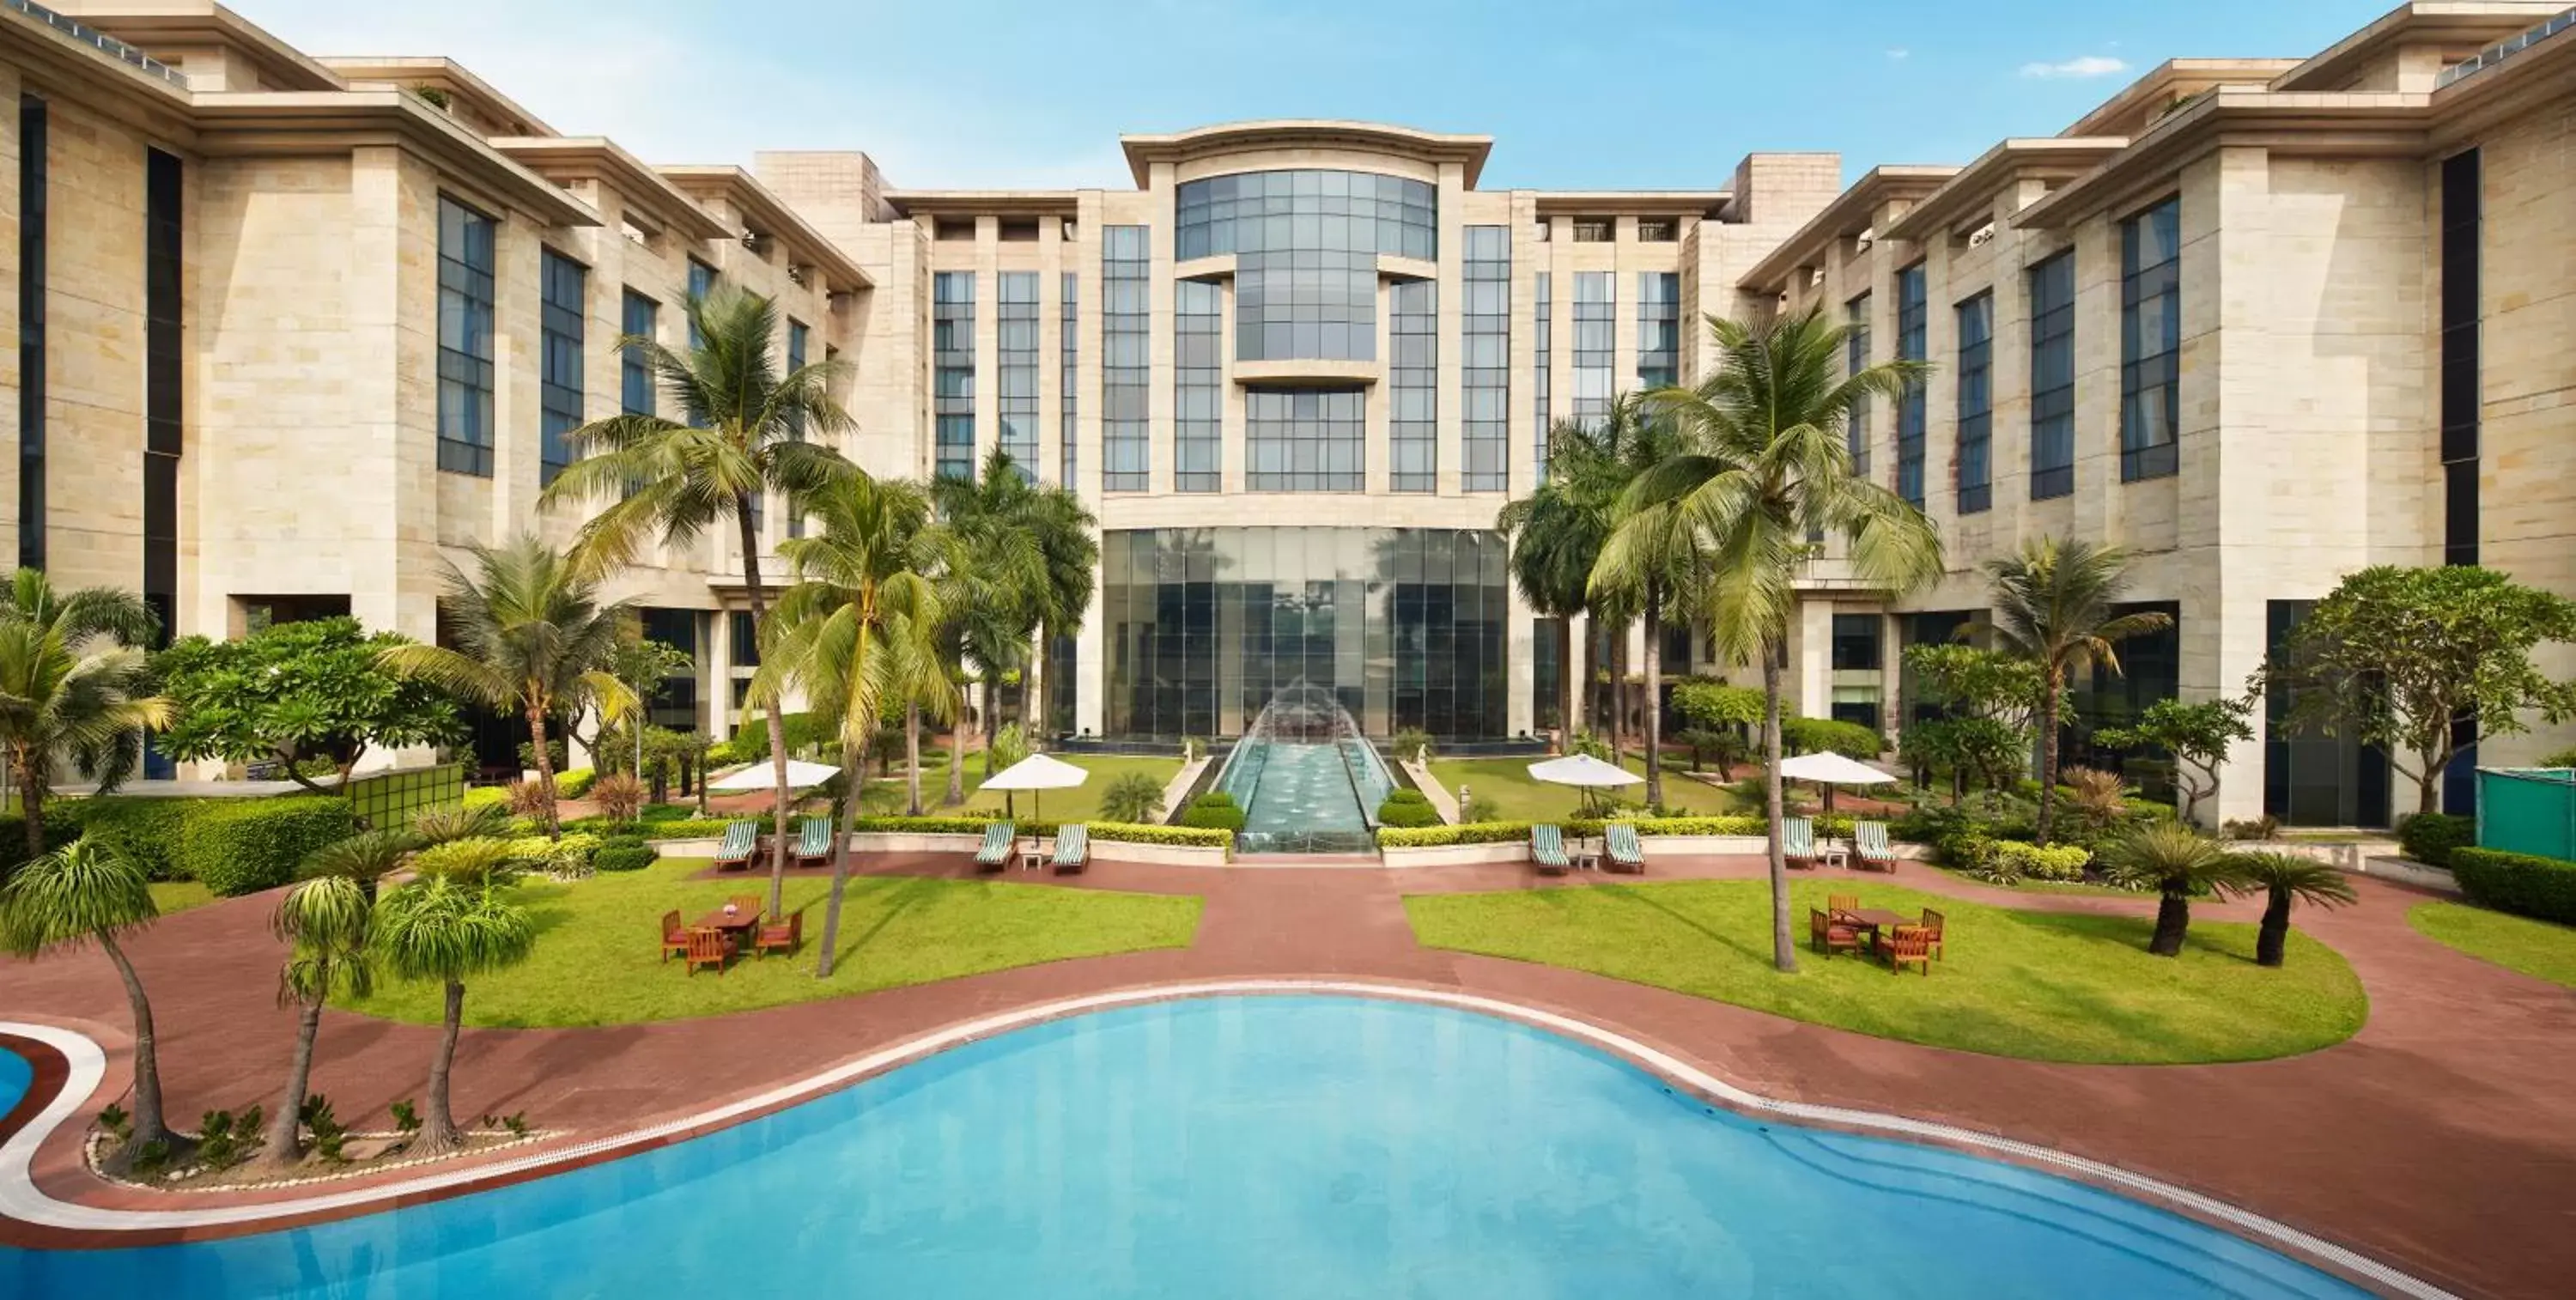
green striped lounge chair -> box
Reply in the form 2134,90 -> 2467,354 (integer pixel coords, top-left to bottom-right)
1051,823 -> 1091,874
1530,823 -> 1571,877
973,821 -> 1016,871
1855,820 -> 1897,872
714,820 -> 757,872
1781,817 -> 1818,870
793,817 -> 835,868
1605,822 -> 1646,874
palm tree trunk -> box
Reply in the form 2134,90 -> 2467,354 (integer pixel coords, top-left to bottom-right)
734,499 -> 795,924
2257,887 -> 2292,967
97,932 -> 169,1147
1762,653 -> 1796,974
906,704 -> 924,816
1643,591 -> 1664,809
814,742 -> 866,980
2148,889 -> 2190,957
523,703 -> 562,839
982,674 -> 1000,772
1605,631 -> 1625,760
419,980 -> 466,1155
17,749 -> 46,864
1559,619 -> 1578,754
2035,673 -> 2062,847
261,995 -> 325,1169
945,709 -> 968,806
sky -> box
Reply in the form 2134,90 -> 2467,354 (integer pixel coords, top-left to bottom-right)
234,0 -> 2396,191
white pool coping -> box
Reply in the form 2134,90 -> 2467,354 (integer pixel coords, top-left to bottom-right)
0,985 -> 2457,1297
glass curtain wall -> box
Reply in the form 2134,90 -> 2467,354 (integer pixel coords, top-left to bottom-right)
997,271 -> 1039,481
1175,169 -> 1436,363
1461,226 -> 1509,491
1102,527 -> 1510,740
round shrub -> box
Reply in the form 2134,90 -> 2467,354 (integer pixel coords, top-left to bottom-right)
179,796 -> 361,896
592,841 -> 657,872
1179,793 -> 1246,833
1376,789 -> 1441,829
554,768 -> 597,800
2397,812 -> 2476,868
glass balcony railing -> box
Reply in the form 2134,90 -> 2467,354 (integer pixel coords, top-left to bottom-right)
2436,8 -> 2576,89
3,0 -> 191,89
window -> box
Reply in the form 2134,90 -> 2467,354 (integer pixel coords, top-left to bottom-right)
785,319 -> 808,538
998,271 -> 1039,483
1636,272 -> 1679,389
935,218 -> 975,241
538,250 -> 586,486
1246,389 -> 1364,492
1102,227 -> 1150,491
1636,218 -> 1678,242
999,217 -> 1039,242
1461,226 -> 1510,492
729,611 -> 761,667
1831,614 -> 1881,671
1389,280 -> 1437,492
1572,272 -> 1614,425
1174,278 -> 1222,492
685,258 -> 716,349
2119,197 -> 2181,482
933,270 -> 975,480
1176,170 -> 1434,363
1060,270 -> 1078,489
17,94 -> 45,572
621,290 -> 657,416
1534,272 -> 1552,478
1571,217 -> 1613,243
1893,263 -> 1927,507
436,196 -> 497,477
1953,290 -> 1992,515
2439,149 -> 2481,567
1844,292 -> 1871,477
2027,252 -> 2075,500
144,148 -> 180,643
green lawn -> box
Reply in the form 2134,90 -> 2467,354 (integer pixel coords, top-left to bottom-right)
1430,756 -> 1748,822
148,880 -> 216,914
2408,902 -> 2576,988
340,854 -> 1201,1027
1404,879 -> 2366,1064
956,754 -> 1182,823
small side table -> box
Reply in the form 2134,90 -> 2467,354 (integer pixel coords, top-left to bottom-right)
1821,847 -> 1850,871
1574,851 -> 1602,872
1019,847 -> 1047,872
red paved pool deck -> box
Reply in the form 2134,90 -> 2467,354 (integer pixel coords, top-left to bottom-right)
4,853 -> 2573,1298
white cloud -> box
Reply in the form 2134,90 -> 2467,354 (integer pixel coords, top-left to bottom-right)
1886,48 -> 1910,61
2020,55 -> 2129,79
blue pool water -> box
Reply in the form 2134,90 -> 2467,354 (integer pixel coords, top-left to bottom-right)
0,999 -> 2372,1298
0,1046 -> 27,1117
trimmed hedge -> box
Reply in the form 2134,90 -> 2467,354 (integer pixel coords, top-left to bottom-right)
1989,840 -> 2093,882
593,841 -> 657,872
2397,812 -> 2476,868
1379,814 -> 1788,849
0,811 -> 81,872
555,768 -> 597,800
501,832 -> 601,874
850,814 -> 1044,835
68,797 -> 193,882
462,787 -> 511,812
2449,847 -> 2576,926
1379,821 -> 1534,848
1180,793 -> 1247,833
1085,821 -> 1233,850
179,796 -> 360,896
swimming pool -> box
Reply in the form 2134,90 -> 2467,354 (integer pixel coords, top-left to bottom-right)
0,997 -> 2375,1297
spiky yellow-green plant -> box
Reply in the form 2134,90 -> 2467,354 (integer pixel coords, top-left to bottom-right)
2227,851 -> 2359,968
2099,821 -> 2246,957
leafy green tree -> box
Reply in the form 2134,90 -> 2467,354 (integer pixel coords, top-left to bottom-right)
376,537 -> 636,839
1497,438 -> 1608,748
1671,680 -> 1765,733
594,632 -> 694,777
752,472 -> 945,977
2099,821 -> 2245,957
155,617 -> 465,801
930,452 -> 1048,806
0,571 -> 168,861
370,874 -> 537,1154
2224,851 -> 2357,968
0,837 -> 170,1151
2097,696 -> 2257,826
1622,308 -> 1943,972
260,874 -> 374,1169
2258,565 -> 2576,816
1023,477 -> 1100,743
1980,538 -> 2172,846
1901,644 -> 2042,800
1099,771 -> 1166,824
542,285 -> 859,908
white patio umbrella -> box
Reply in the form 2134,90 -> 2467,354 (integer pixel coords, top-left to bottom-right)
1527,753 -> 1644,818
1775,750 -> 1898,812
708,757 -> 843,792
980,752 -> 1091,824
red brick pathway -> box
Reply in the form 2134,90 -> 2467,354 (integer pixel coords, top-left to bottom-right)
4,854 -> 2573,1298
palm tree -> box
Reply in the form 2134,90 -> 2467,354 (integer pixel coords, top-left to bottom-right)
2099,821 -> 2245,957
1625,308 -> 1943,973
1497,456 -> 1600,752
930,453 -> 1048,805
1583,393 -> 1707,808
0,571 -> 167,861
369,874 -> 537,1155
376,536 -> 635,842
1982,538 -> 2172,846
2227,851 -> 2358,968
0,837 -> 170,1151
541,285 -> 859,920
259,874 -> 373,1169
296,828 -> 416,903
1024,479 -> 1101,743
753,471 -> 945,979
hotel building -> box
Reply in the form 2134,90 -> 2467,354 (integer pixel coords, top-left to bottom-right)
3,0 -> 2571,827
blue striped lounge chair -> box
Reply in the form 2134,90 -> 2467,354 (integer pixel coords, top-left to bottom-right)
1530,823 -> 1571,877
974,821 -> 1016,871
1855,820 -> 1897,873
714,820 -> 757,872
1781,817 -> 1818,870
1605,822 -> 1646,873
1051,824 -> 1091,874
794,817 -> 835,868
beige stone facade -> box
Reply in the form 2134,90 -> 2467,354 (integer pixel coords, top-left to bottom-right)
2,2 -> 2568,823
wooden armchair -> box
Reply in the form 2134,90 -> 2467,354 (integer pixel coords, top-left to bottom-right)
726,895 -> 762,921
1878,924 -> 1933,975
1919,908 -> 1947,961
755,911 -> 802,957
683,928 -> 731,976
1827,893 -> 1860,918
1809,908 -> 1866,959
659,910 -> 689,963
